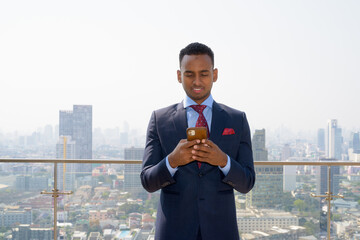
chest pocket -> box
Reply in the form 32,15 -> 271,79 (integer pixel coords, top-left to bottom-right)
218,134 -> 239,158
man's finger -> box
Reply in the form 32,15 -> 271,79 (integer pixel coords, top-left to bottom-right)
186,139 -> 201,147
201,139 -> 215,146
194,144 -> 212,153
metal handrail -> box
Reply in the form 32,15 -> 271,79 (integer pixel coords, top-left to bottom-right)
0,158 -> 142,164
2,158 -> 360,166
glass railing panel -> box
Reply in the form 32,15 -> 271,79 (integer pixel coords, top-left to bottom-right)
3,161 -> 358,240
332,168 -> 358,240
237,165 -> 322,239
0,162 -> 54,239
58,161 -> 157,240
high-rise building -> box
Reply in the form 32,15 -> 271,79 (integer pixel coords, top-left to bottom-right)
59,111 -> 73,136
247,129 -> 283,209
252,129 -> 268,162
281,144 -> 296,192
317,128 -> 325,152
1,208 -> 32,227
56,136 -> 76,191
351,132 -> 360,153
281,144 -> 292,161
316,158 -> 340,196
325,120 -> 343,160
11,224 -> 54,240
15,176 -> 48,191
59,105 -> 92,174
124,147 -> 147,199
72,105 -> 92,160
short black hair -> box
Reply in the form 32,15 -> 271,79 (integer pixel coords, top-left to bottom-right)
179,42 -> 214,67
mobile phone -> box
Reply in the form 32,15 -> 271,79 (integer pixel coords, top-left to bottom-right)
186,127 -> 208,141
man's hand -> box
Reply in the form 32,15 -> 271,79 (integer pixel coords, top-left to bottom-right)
168,139 -> 201,168
191,139 -> 228,167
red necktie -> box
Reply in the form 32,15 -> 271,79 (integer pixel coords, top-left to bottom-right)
190,105 -> 209,168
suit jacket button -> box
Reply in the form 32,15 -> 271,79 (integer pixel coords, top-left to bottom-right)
198,173 -> 203,177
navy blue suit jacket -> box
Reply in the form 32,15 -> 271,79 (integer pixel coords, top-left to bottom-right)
141,101 -> 255,240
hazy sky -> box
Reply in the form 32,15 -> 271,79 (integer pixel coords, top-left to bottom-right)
1,0 -> 359,134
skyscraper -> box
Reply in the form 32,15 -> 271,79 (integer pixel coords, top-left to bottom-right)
351,132 -> 360,153
246,129 -> 283,209
252,129 -> 268,162
317,128 -> 325,152
124,147 -> 147,199
325,120 -> 343,160
316,158 -> 340,196
59,105 -> 92,174
282,144 -> 296,192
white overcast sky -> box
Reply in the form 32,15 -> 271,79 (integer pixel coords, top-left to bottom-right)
0,0 -> 359,134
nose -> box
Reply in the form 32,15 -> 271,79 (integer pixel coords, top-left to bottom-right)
193,74 -> 201,86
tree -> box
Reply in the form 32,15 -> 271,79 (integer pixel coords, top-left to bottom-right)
294,199 -> 306,212
119,203 -> 143,215
304,220 -> 318,235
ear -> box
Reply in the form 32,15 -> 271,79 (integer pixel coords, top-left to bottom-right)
213,68 -> 218,83
177,70 -> 182,83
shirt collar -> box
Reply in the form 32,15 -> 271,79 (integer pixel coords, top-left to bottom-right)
183,94 -> 214,109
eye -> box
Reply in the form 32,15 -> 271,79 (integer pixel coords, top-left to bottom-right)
185,73 -> 193,77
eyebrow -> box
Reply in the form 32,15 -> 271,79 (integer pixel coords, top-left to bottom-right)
184,70 -> 210,73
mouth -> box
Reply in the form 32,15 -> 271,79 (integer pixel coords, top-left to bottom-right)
192,87 -> 203,94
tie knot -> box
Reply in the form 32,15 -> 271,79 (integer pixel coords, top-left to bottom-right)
190,105 -> 207,114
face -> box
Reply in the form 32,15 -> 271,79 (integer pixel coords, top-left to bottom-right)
177,54 -> 218,105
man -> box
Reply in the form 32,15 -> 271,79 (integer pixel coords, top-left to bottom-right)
141,42 -> 255,240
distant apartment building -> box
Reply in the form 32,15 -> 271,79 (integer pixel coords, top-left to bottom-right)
88,232 -> 101,240
124,147 -> 147,199
350,132 -> 360,153
281,144 -> 292,161
12,224 -> 54,240
0,207 -> 32,227
246,165 -> 284,209
317,128 -> 325,152
59,105 -> 92,174
247,129 -> 283,209
252,129 -> 268,162
56,135 -> 76,191
316,158 -> 340,196
129,212 -> 142,229
283,164 -> 297,192
326,119 -> 343,160
72,231 -> 87,240
241,225 -> 306,240
237,208 -> 299,233
15,175 -> 48,191
103,229 -> 113,240
89,210 -> 108,225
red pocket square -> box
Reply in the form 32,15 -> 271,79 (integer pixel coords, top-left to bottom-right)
222,128 -> 235,135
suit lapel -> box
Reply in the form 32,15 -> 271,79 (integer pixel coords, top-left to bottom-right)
172,102 -> 188,140
210,101 -> 226,146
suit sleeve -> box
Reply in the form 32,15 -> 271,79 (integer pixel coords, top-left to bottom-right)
140,111 -> 176,193
222,112 -> 255,193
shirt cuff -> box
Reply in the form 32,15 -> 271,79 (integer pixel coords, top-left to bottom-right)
218,155 -> 231,176
166,156 -> 178,176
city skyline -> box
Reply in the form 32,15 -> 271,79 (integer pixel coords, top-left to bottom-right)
1,1 -> 360,134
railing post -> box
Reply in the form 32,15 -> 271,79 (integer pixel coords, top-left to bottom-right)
310,165 -> 343,240
41,162 -> 73,240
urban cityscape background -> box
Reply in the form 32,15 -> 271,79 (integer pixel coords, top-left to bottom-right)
1,104 -> 360,239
